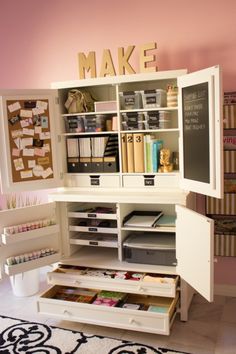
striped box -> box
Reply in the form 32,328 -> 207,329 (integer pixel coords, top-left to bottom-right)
206,194 -> 236,215
215,234 -> 236,257
224,104 -> 236,129
224,151 -> 236,173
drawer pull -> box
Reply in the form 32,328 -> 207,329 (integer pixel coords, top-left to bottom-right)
74,280 -> 80,285
138,286 -> 144,292
129,318 -> 135,324
63,309 -> 70,315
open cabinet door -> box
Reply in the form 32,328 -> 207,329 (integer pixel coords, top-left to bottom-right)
0,89 -> 63,193
176,205 -> 214,302
178,65 -> 223,199
0,202 -> 62,277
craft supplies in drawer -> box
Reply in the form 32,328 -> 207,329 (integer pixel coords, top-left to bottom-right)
119,91 -> 142,110
48,265 -> 179,297
38,285 -> 179,335
141,89 -> 167,108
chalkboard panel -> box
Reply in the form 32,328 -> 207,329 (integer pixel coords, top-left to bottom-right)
182,82 -> 210,183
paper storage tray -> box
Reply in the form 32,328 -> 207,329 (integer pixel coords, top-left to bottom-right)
69,233 -> 118,248
69,222 -> 118,234
68,208 -> 117,220
122,174 -> 180,188
37,285 -> 179,335
119,91 -> 142,110
47,267 -> 179,297
141,89 -> 167,108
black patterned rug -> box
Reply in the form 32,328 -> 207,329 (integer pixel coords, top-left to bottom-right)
0,315 -> 190,354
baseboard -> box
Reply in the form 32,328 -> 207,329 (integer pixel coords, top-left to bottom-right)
214,284 -> 236,297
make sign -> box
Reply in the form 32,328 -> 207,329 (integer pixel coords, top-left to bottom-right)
78,42 -> 158,79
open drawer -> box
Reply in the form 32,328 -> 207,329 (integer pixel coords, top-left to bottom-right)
47,266 -> 179,297
37,285 -> 179,335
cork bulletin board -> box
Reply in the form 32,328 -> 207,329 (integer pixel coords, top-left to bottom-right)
7,99 -> 54,183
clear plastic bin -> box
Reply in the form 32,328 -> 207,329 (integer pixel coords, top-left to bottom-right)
119,91 -> 142,110
141,89 -> 167,108
84,115 -> 106,132
64,115 -> 85,133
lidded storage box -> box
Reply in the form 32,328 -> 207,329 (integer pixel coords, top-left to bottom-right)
121,112 -> 144,130
144,111 -> 160,130
119,91 -> 142,110
123,232 -> 176,266
141,89 -> 167,108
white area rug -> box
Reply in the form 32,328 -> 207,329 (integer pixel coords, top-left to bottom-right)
0,315 -> 190,353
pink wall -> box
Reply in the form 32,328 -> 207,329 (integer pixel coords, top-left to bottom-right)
0,0 -> 236,89
0,0 -> 236,286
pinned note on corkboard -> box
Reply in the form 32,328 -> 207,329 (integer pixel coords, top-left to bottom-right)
6,99 -> 54,183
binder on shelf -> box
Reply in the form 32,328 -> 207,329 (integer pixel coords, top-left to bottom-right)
133,133 -> 144,173
152,139 -> 163,172
126,133 -> 134,173
67,138 -> 79,158
79,137 -> 91,157
145,134 -> 154,173
121,133 -> 128,173
91,136 -> 108,157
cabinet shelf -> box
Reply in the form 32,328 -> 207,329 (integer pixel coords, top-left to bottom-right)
120,107 -> 178,113
62,111 -> 117,117
121,226 -> 176,233
61,247 -> 176,275
61,131 -> 118,136
120,128 -> 179,134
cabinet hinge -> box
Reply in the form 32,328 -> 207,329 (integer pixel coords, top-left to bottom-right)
55,96 -> 60,105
